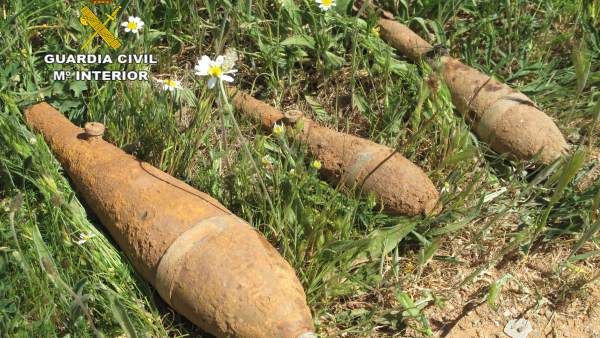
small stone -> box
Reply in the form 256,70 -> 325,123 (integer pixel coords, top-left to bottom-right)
567,130 -> 581,143
504,318 -> 533,338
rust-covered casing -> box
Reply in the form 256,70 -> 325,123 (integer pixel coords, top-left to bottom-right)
230,90 -> 440,216
377,17 -> 568,164
25,103 -> 315,338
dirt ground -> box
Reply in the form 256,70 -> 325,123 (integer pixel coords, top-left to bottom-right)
413,249 -> 600,338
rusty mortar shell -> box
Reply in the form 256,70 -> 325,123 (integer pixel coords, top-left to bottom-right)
376,17 -> 568,164
24,103 -> 315,338
230,89 -> 440,216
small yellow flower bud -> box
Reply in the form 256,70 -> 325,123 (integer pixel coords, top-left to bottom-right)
273,124 -> 285,136
311,160 -> 322,170
371,26 -> 380,37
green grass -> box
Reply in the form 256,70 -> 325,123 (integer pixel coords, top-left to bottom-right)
1,0 -> 599,336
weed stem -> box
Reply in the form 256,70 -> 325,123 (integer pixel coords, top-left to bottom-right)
218,81 -> 281,236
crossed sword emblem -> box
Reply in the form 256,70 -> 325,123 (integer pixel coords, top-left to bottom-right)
80,5 -> 122,50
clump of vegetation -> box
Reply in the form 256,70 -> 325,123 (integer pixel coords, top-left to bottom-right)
1,0 -> 598,336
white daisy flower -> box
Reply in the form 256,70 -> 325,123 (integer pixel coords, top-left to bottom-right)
316,0 -> 335,11
157,79 -> 182,92
194,55 -> 238,89
121,16 -> 145,34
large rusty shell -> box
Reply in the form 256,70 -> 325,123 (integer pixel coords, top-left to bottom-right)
301,121 -> 439,215
231,90 -> 440,215
376,17 -> 568,164
440,57 -> 568,163
25,103 -> 314,338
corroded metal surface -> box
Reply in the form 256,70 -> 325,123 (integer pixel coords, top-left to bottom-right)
25,103 -> 314,338
230,90 -> 440,216
376,17 -> 568,164
440,56 -> 568,163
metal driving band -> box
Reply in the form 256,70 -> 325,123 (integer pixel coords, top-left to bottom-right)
476,93 -> 533,141
343,150 -> 376,186
155,214 -> 240,304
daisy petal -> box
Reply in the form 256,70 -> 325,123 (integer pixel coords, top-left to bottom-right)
207,77 -> 217,88
195,66 -> 208,76
215,55 -> 224,65
198,56 -> 211,67
222,75 -> 234,83
194,57 -> 211,75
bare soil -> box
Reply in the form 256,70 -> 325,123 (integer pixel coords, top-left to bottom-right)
410,247 -> 600,338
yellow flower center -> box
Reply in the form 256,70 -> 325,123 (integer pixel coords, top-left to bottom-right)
164,79 -> 177,87
128,22 -> 138,30
322,0 -> 333,5
208,65 -> 223,77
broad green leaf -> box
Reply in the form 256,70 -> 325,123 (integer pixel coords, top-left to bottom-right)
69,81 -> 87,98
486,274 -> 513,311
281,35 -> 316,49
